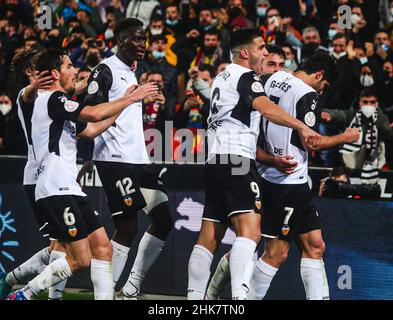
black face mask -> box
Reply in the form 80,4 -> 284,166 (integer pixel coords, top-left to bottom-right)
204,46 -> 217,55
86,54 -> 100,68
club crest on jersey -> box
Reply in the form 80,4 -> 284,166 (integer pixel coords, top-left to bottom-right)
304,111 -> 316,127
88,81 -> 99,94
251,81 -> 264,93
281,224 -> 290,236
68,226 -> 78,237
64,100 -> 79,112
124,196 -> 133,207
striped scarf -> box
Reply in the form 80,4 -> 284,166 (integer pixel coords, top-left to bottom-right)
340,109 -> 379,184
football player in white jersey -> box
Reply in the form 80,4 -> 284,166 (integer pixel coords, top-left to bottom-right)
82,18 -> 174,299
205,45 -> 298,299
187,30 -> 321,300
7,49 -> 158,300
247,52 -> 360,300
0,48 -> 79,300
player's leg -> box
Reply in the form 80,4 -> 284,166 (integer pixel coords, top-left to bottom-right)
297,229 -> 328,300
248,238 -> 289,299
229,211 -> 261,300
95,161 -> 146,290
122,187 -> 172,299
48,241 -> 67,300
187,220 -> 227,300
205,252 -> 230,300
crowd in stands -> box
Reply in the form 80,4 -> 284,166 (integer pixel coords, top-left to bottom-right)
0,0 -> 392,173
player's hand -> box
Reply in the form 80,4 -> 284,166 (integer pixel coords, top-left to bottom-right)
272,155 -> 298,174
321,111 -> 331,122
343,127 -> 360,143
127,83 -> 158,101
31,70 -> 54,90
77,160 -> 94,187
299,126 -> 321,148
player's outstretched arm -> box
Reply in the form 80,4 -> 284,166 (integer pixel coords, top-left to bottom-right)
256,146 -> 298,174
77,82 -> 158,123
78,83 -> 157,138
253,95 -> 321,147
308,127 -> 360,151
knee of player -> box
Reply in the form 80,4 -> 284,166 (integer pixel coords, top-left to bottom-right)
91,240 -> 113,261
265,247 -> 288,265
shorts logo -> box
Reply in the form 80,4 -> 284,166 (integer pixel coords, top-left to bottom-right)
68,226 -> 78,237
88,81 -> 99,94
281,224 -> 290,236
124,196 -> 133,207
255,199 -> 262,210
64,100 -> 79,112
251,81 -> 264,93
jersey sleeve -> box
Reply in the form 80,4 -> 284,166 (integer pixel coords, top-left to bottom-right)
82,63 -> 113,107
290,91 -> 320,151
295,91 -> 321,132
48,91 -> 84,122
237,71 -> 267,110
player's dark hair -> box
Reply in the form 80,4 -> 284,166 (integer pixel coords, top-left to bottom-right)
266,45 -> 285,60
115,18 -> 144,41
11,48 -> 42,87
34,48 -> 68,73
230,28 -> 263,51
298,52 -> 337,83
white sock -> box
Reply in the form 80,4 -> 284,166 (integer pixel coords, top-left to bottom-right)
230,237 -> 257,300
187,245 -> 213,300
300,258 -> 324,300
6,247 -> 50,286
27,256 -> 72,296
91,259 -> 114,300
248,258 -> 278,300
48,251 -> 67,300
321,259 -> 330,300
122,232 -> 165,297
206,254 -> 230,300
111,240 -> 130,288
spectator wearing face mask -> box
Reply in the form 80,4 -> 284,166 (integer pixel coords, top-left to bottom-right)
186,64 -> 215,102
281,43 -> 298,72
255,0 -> 271,28
0,94 -> 12,153
146,15 -> 177,67
260,7 -> 302,48
165,4 -> 185,38
321,88 -> 393,183
137,34 -> 178,103
190,28 -> 223,69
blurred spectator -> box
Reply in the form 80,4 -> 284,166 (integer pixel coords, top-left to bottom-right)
281,42 -> 298,72
255,0 -> 271,28
319,167 -> 349,197
165,4 -> 185,38
126,0 -> 160,29
0,94 -> 11,152
137,34 -> 178,103
190,29 -> 223,69
260,7 -> 302,47
187,64 -> 215,101
322,88 -> 393,182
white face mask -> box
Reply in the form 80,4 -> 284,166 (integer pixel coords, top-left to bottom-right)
0,103 -> 11,116
285,59 -> 293,68
359,57 -> 368,65
360,74 -> 374,87
150,28 -> 163,35
105,28 -> 114,40
361,105 -> 377,118
328,29 -> 337,40
351,13 -> 361,25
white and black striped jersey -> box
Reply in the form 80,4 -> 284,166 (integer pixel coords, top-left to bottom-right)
31,90 -> 87,200
83,55 -> 150,164
206,63 -> 267,161
16,87 -> 39,185
258,71 -> 320,184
